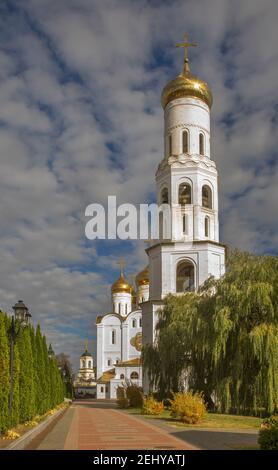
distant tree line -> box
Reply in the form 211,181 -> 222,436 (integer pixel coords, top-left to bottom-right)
0,312 -> 68,434
143,250 -> 278,416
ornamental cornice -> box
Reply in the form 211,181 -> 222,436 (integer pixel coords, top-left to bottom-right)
156,155 -> 217,178
166,123 -> 210,135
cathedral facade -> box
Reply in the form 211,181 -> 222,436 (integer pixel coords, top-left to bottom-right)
95,38 -> 226,398
95,267 -> 149,399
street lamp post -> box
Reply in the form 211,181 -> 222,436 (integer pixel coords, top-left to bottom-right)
9,301 -> 32,418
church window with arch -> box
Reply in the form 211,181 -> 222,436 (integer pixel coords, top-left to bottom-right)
205,216 -> 210,237
161,187 -> 169,204
130,371 -> 139,380
107,359 -> 111,366
82,360 -> 85,368
120,374 -> 125,380
88,360 -> 91,368
182,214 -> 188,235
176,260 -> 195,292
168,134 -> 172,156
132,318 -> 136,328
199,132 -> 205,155
202,185 -> 212,209
179,183 -> 192,205
182,130 -> 189,153
111,330 -> 116,345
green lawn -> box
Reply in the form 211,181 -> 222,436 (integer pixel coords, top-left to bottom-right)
126,408 -> 261,430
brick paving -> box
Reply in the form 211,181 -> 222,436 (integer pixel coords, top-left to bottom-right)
30,400 -> 195,450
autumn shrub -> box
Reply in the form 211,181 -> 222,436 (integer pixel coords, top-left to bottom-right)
142,395 -> 164,415
116,386 -> 129,408
170,391 -> 206,424
258,415 -> 278,450
126,384 -> 144,408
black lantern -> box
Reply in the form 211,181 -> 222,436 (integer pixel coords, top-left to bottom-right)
12,300 -> 31,325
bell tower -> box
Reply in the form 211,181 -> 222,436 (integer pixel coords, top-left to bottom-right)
142,36 -> 226,349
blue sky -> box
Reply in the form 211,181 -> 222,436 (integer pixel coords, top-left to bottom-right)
0,0 -> 277,370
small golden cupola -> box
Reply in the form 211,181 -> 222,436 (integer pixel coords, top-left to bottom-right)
111,272 -> 133,294
136,266 -> 150,304
161,34 -> 212,110
111,260 -> 133,316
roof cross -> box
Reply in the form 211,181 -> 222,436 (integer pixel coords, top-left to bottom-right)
176,33 -> 197,74
117,258 -> 126,276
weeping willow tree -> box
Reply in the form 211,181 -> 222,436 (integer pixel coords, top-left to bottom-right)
142,250 -> 278,415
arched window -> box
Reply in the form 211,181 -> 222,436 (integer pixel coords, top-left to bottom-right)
202,185 -> 212,209
120,374 -> 125,380
125,304 -> 127,315
107,358 -> 111,366
88,361 -> 91,368
182,130 -> 189,153
159,211 -> 164,239
205,216 -> 210,237
101,386 -> 104,393
139,318 -> 142,327
179,183 -> 192,205
111,330 -> 116,345
118,303 -> 121,314
199,133 -> 205,155
82,360 -> 85,368
176,260 -> 195,292
132,319 -> 136,328
161,187 -> 168,204
182,214 -> 188,235
130,371 -> 139,380
168,134 -> 172,156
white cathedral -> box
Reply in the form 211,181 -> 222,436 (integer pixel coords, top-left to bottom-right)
82,37 -> 226,399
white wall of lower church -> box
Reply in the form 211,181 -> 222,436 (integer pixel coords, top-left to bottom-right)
96,310 -> 142,379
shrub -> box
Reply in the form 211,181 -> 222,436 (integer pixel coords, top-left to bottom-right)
126,384 -> 144,408
116,386 -> 129,408
142,396 -> 164,416
259,415 -> 278,450
170,391 -> 206,424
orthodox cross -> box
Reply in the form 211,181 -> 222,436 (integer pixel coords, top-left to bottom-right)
176,33 -> 197,73
117,258 -> 126,275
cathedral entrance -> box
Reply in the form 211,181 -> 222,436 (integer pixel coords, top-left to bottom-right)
176,260 -> 195,292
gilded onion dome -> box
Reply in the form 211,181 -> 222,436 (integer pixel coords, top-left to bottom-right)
111,272 -> 132,294
161,35 -> 213,109
136,266 -> 149,286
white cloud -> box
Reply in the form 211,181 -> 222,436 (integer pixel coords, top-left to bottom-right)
0,0 -> 277,369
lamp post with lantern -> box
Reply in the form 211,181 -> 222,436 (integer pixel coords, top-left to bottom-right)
9,300 -> 32,416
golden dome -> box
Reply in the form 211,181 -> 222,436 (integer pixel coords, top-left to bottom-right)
111,272 -> 132,294
136,266 -> 149,286
161,70 -> 212,109
161,35 -> 212,109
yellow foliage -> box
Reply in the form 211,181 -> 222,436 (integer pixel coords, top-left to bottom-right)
142,395 -> 164,415
3,430 -> 20,440
170,391 -> 206,424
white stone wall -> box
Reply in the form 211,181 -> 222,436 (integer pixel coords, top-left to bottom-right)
164,97 -> 211,159
112,291 -> 132,316
96,310 -> 142,379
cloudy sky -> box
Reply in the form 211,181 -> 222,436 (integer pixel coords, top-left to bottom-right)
0,0 -> 277,370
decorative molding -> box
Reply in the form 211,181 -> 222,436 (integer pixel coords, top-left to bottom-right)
167,123 -> 209,135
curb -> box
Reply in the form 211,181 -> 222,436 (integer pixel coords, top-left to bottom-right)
5,407 -> 68,450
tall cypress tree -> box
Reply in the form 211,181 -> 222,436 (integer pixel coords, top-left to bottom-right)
17,326 -> 35,422
0,312 -> 10,433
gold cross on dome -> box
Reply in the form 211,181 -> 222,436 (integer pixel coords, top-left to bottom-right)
117,258 -> 126,275
176,33 -> 197,73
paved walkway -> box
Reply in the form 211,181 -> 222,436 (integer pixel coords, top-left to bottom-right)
27,400 -> 195,450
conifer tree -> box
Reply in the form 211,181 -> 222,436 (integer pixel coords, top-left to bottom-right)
0,312 -> 10,433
